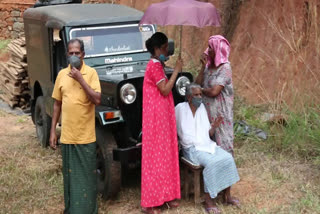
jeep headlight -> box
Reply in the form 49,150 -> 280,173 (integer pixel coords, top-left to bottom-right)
175,76 -> 190,96
120,83 -> 136,104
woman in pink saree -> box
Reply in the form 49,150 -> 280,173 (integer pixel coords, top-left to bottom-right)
141,32 -> 182,214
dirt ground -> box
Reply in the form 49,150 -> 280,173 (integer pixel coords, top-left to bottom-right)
0,107 -> 320,214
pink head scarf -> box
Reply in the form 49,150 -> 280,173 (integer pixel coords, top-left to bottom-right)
204,35 -> 230,68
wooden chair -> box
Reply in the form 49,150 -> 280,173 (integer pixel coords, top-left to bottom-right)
180,156 -> 204,204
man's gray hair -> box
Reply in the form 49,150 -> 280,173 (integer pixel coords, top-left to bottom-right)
68,38 -> 85,52
185,83 -> 201,98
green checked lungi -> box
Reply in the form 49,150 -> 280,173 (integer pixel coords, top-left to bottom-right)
62,143 -> 98,214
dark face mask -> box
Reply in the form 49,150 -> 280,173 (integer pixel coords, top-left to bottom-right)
159,54 -> 169,62
68,55 -> 81,69
192,97 -> 202,108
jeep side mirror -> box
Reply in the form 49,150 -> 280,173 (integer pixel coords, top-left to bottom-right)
168,39 -> 175,56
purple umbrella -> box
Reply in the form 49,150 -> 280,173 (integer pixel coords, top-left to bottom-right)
140,0 -> 221,55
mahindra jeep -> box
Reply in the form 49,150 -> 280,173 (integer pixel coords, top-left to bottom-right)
23,3 -> 192,198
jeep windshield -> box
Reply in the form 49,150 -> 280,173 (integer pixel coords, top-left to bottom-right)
69,24 -> 155,58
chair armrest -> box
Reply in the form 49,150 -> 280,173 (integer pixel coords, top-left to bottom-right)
181,156 -> 203,170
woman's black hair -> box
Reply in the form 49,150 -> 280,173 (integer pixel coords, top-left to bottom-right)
145,32 -> 168,55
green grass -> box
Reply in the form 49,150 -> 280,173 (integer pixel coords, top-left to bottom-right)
233,95 -> 269,145
0,39 -> 10,52
234,95 -> 320,162
0,139 -> 63,213
268,106 -> 320,161
1,99 -> 320,213
16,115 -> 29,123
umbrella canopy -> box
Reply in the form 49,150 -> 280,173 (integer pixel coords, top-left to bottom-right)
139,0 -> 220,28
139,0 -> 220,56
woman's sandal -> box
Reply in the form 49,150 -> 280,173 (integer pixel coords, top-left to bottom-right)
141,207 -> 161,214
224,197 -> 241,208
165,200 -> 179,209
205,206 -> 221,214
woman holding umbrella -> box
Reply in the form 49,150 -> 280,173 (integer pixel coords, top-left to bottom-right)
141,32 -> 182,214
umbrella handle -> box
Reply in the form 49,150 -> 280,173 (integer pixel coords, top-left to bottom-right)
179,26 -> 182,58
178,26 -> 182,77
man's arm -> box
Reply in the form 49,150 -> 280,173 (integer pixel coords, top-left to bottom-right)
69,67 -> 101,105
49,100 -> 62,150
78,77 -> 101,105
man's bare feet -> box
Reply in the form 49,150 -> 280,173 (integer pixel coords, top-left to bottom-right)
204,193 -> 221,214
224,196 -> 241,208
223,188 -> 240,208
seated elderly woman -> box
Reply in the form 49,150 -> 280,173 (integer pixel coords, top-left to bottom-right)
175,83 -> 240,214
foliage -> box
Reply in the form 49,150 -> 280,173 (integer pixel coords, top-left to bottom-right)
0,40 -> 10,52
234,95 -> 320,163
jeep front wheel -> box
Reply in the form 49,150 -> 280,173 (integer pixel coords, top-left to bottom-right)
96,124 -> 121,199
35,96 -> 51,147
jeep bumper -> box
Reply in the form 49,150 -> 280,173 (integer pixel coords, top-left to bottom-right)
113,144 -> 141,164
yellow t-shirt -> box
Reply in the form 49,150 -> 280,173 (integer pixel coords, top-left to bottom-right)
52,63 -> 101,144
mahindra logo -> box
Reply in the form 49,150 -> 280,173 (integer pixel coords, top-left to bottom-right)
105,57 -> 133,64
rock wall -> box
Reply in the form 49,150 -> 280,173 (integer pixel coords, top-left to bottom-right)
0,0 -> 35,39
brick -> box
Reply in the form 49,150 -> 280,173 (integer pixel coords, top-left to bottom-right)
6,17 -> 14,25
11,10 -> 21,17
0,20 -> 7,28
1,29 -> 10,38
0,11 -> 10,20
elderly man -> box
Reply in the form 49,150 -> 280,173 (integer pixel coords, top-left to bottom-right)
49,39 -> 101,214
175,83 -> 240,214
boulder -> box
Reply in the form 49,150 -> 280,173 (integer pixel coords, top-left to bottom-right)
12,22 -> 24,32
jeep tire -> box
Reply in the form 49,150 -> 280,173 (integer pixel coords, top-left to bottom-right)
35,96 -> 51,147
96,124 -> 121,199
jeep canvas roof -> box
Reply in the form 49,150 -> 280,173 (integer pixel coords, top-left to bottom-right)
23,4 -> 143,29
